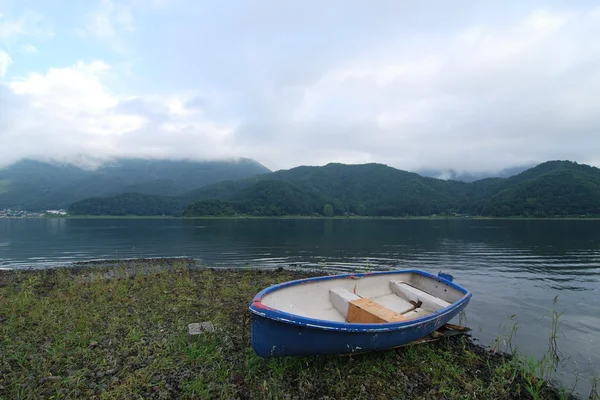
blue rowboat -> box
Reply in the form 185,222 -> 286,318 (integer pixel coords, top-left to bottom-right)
249,269 -> 472,357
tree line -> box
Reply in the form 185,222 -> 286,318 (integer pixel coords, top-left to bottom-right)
69,160 -> 600,218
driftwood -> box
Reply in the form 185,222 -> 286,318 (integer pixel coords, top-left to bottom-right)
394,323 -> 472,348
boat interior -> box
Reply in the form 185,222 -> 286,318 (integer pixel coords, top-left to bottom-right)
259,272 -> 465,323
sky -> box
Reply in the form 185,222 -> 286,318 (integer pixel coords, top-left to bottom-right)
0,0 -> 599,173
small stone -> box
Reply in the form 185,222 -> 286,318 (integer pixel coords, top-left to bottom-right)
105,369 -> 116,375
187,321 -> 214,343
89,341 -> 99,348
46,376 -> 61,382
96,371 -> 105,378
25,354 -> 33,361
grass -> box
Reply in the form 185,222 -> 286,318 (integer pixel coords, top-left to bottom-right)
0,259 -> 591,399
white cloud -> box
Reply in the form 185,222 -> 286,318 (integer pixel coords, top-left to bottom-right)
237,7 -> 600,172
0,11 -> 53,42
0,60 -> 239,167
20,44 -> 38,54
81,0 -> 134,43
0,49 -> 11,77
2,2 -> 600,173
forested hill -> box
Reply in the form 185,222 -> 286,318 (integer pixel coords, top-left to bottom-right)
478,161 -> 600,217
0,158 -> 270,210
68,160 -> 600,217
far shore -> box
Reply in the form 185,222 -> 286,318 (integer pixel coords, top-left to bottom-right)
21,214 -> 600,221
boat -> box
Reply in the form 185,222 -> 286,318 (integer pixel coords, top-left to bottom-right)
249,269 -> 472,357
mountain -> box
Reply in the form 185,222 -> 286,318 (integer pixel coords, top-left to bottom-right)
0,158 -> 270,210
479,161 -> 600,217
185,160 -> 600,217
68,193 -> 187,216
67,160 -> 600,218
185,180 -> 329,216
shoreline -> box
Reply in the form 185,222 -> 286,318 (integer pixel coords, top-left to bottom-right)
0,259 -> 583,399
5,214 -> 600,221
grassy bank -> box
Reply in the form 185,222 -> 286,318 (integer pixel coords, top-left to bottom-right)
0,260 -> 582,399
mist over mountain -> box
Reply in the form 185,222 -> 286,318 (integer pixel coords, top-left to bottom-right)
417,165 -> 535,182
0,158 -> 270,210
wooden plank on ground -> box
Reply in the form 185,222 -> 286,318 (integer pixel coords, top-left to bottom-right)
444,323 -> 471,332
347,298 -> 408,323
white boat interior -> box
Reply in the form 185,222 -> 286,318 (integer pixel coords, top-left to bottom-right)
260,272 -> 465,323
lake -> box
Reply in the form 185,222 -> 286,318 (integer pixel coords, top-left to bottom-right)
1,217 -> 599,395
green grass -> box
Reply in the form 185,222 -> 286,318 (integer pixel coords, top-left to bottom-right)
0,261 -> 583,399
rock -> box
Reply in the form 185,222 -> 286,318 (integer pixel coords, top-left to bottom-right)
25,354 -> 33,361
40,376 -> 61,383
105,369 -> 116,376
187,321 -> 215,343
96,371 -> 105,378
89,341 -> 99,348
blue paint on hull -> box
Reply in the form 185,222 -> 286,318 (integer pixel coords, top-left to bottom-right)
249,269 -> 471,357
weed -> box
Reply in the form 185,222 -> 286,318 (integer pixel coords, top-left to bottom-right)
458,309 -> 468,326
492,313 -> 518,354
590,375 -> 599,400
543,295 -> 566,369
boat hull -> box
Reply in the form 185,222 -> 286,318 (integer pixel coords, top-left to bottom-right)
249,269 -> 471,357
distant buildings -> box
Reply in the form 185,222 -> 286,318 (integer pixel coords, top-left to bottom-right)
0,209 -> 61,218
45,209 -> 67,215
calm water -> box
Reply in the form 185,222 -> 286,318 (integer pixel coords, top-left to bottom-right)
1,218 -> 599,395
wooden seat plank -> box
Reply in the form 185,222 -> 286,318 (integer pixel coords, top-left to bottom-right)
347,298 -> 408,323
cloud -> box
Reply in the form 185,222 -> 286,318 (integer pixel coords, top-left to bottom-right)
0,60 -> 238,167
80,0 -> 135,48
20,44 -> 38,54
0,11 -> 53,42
0,49 -> 11,77
221,6 -> 600,171
2,2 -> 600,173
